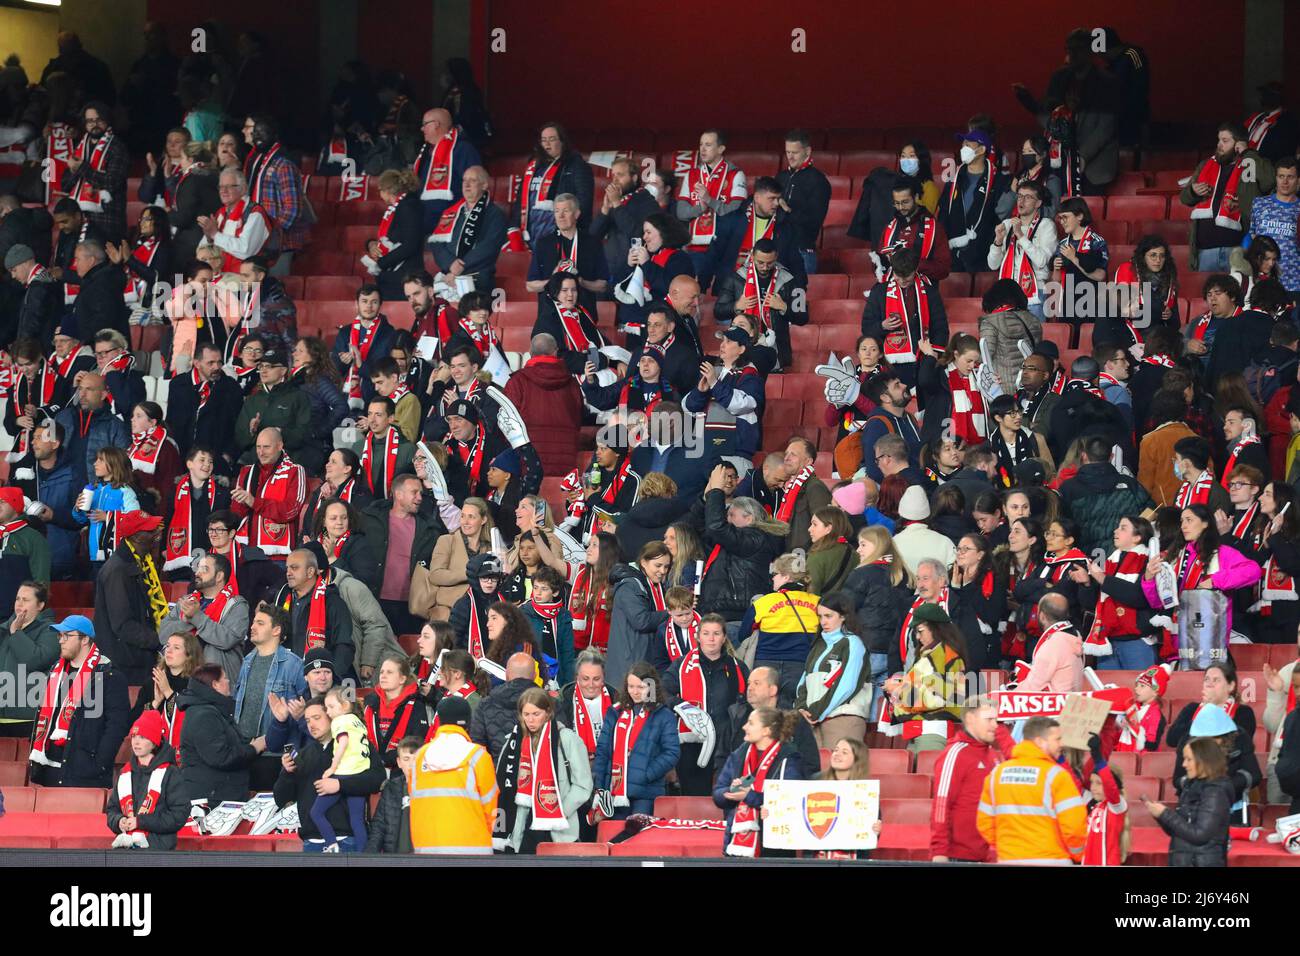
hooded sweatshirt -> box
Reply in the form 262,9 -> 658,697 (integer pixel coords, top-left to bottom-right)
502,354 -> 583,476
1019,623 -> 1084,693
409,726 -> 499,854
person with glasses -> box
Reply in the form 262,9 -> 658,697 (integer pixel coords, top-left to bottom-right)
61,101 -> 130,242
412,107 -> 482,232
196,167 -> 270,276
949,533 -> 1006,671
88,329 -> 145,423
988,395 -> 1050,487
1218,465 -> 1267,553
1014,349 -> 1062,437
106,205 -> 172,317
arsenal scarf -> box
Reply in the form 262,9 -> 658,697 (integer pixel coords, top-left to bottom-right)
236,454 -> 300,555
321,530 -> 350,560
163,478 -> 217,571
1056,226 -> 1099,283
680,158 -> 741,247
675,647 -> 708,740
429,193 -> 488,259
998,212 -> 1043,301
1033,620 -> 1077,661
31,643 -> 104,766
992,426 -> 1036,486
552,230 -> 580,275
375,198 -> 402,258
1085,548 -> 1149,654
664,612 -> 700,664
898,588 -> 951,665
725,741 -> 783,858
209,540 -> 243,595
570,566 -> 612,651
881,277 -> 931,365
741,257 -> 775,333
128,426 -> 168,475
452,422 -> 488,491
1194,699 -> 1238,724
880,213 -> 938,265
212,197 -> 268,274
364,682 -> 419,754
947,366 -> 986,443
735,203 -> 777,269
1064,377 -> 1103,399
775,464 -> 815,524
1177,546 -> 1210,592
10,363 -> 58,458
72,131 -> 114,212
361,425 -> 401,499
0,519 -> 28,553
609,706 -> 648,807
599,456 -> 635,507
197,583 -> 236,624
1190,156 -> 1245,231
554,301 -> 601,353
1221,436 -> 1263,489
1246,109 -> 1282,151
1044,547 -> 1088,584
529,598 -> 564,681
1175,469 -> 1215,509
495,719 -> 566,849
116,761 -> 170,838
1115,261 -> 1176,331
466,586 -> 489,659
246,142 -> 284,205
1143,353 -> 1176,370
571,684 -> 612,757
303,575 -> 329,653
344,318 -> 380,408
1232,503 -> 1261,544
124,237 -> 161,304
520,156 -> 560,238
424,681 -> 477,740
45,122 -> 74,204
190,366 -> 211,415
1117,700 -> 1163,753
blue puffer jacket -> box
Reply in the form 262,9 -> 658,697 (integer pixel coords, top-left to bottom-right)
73,481 -> 140,561
35,451 -> 79,577
592,703 -> 680,800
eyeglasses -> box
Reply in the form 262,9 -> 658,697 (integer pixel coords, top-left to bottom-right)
1228,481 -> 1256,489
1020,364 -> 1046,372
94,348 -> 117,357
955,545 -> 980,554
208,527 -> 231,536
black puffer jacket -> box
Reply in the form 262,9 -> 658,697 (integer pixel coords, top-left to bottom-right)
177,679 -> 259,806
1159,777 -> 1234,867
698,490 -> 784,621
605,564 -> 672,690
839,563 -> 908,672
365,773 -> 412,854
468,678 -> 534,763
614,496 -> 692,561
104,742 -> 189,851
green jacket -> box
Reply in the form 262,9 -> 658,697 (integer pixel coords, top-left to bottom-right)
807,541 -> 859,597
0,607 -> 60,721
1,524 -> 51,585
1179,150 -> 1275,264
234,379 -> 313,463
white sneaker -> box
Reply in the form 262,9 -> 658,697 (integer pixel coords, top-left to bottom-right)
323,842 -> 340,853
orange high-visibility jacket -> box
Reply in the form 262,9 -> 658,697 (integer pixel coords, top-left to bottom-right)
977,739 -> 1088,864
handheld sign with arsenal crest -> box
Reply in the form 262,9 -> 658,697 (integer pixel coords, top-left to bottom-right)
762,780 -> 880,852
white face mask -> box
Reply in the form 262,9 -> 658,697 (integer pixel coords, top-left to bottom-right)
960,146 -> 978,165
899,157 -> 919,175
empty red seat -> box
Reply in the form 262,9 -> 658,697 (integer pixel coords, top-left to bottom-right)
0,835 -> 52,848
652,796 -> 726,820
35,788 -> 106,813
823,199 -> 855,228
807,273 -> 849,299
0,739 -> 18,761
1040,323 -> 1072,353
0,786 -> 36,811
837,249 -> 877,276
825,175 -> 852,199
724,151 -> 780,177
877,774 -> 931,800
838,150 -> 896,177
500,327 -> 531,352
1232,645 -> 1272,671
53,835 -> 114,850
819,325 -> 861,354
1124,775 -> 1163,802
1106,196 -> 1167,221
1167,671 -> 1206,699
304,275 -> 363,301
938,275 -> 971,299
818,224 -> 856,250
848,275 -> 875,299
1108,171 -> 1150,195
782,374 -> 827,402
333,200 -> 387,226
945,298 -> 984,326
808,299 -> 860,326
1134,219 -> 1187,246
1093,219 -> 1129,243
538,842 -> 611,856
880,798 -> 934,825
914,749 -> 942,777
765,399 -> 802,427
0,762 -> 26,786
1081,195 -> 1106,222
1107,751 -> 1139,779
867,749 -> 911,775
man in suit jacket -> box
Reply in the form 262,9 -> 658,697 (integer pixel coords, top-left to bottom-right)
167,342 -> 246,473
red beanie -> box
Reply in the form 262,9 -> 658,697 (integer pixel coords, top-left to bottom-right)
129,710 -> 167,748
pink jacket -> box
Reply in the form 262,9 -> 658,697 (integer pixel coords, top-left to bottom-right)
1139,544 -> 1261,634
1020,627 -> 1084,693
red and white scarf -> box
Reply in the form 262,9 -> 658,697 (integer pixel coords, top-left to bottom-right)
898,588 -> 950,665
0,519 -> 29,554
554,302 -> 599,353
1221,435 -> 1262,489
45,122 -> 74,204
725,741 -> 783,858
1246,109 -> 1283,151
116,760 -> 170,838
775,464 -> 815,524
1085,548 -> 1149,655
361,425 -> 402,499
196,583 -> 236,624
72,131 -> 114,212
997,212 -> 1043,301
344,318 -> 381,407
124,237 -> 161,303
675,647 -> 714,740
466,586 -> 489,659
452,421 -> 488,491
128,426 -> 168,475
375,196 -> 402,257
1175,469 -> 1215,508
520,155 -> 560,239
947,366 -> 986,443
364,683 -> 419,754
424,681 -> 477,739
321,530 -> 350,560
9,362 -> 58,459
609,706 -> 648,807
571,684 -> 612,757
881,212 -> 938,266
235,454 -> 302,555
212,197 -> 269,274
1115,261 -> 1176,335
740,256 -> 775,334
664,612 -> 700,665
246,142 -> 283,205
1177,546 -> 1211,592
680,158 -> 743,248
881,277 -> 932,365
1259,551 -> 1298,605
304,575 -> 329,653
163,478 -> 217,571
31,644 -> 103,766
516,719 -> 566,829
1190,156 -> 1245,231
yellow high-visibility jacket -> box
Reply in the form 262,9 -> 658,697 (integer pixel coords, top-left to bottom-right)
977,739 -> 1088,864
410,726 -> 499,855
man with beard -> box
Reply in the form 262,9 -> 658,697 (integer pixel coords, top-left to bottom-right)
876,176 -> 950,282
167,342 -> 245,468
60,101 -> 129,241
1181,122 -> 1275,272
713,239 -> 808,370
625,305 -> 703,399
593,156 -> 659,287
277,548 -> 355,680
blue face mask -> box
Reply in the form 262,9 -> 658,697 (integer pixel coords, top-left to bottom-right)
899,157 -> 919,175
1172,459 -> 1184,480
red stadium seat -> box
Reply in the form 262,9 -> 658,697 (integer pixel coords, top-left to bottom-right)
1106,196 -> 1168,222
496,301 -> 536,328
1093,220 -> 1129,243
877,774 -> 931,799
1167,671 -> 1205,699
914,750 -> 942,777
1123,775 -> 1163,803
826,175 -> 852,199
0,762 -> 26,786
0,739 -> 18,761
1232,644 -> 1272,671
837,248 -> 877,277
497,252 -> 531,277
808,299 -> 860,326
1081,196 -> 1106,222
1135,219 -> 1187,246
304,276 -> 363,300
500,327 -> 531,352
867,749 -> 911,774
838,150 -> 896,177
1107,752 -> 1139,779
653,796 -> 725,820
818,224 -> 856,250
807,273 -> 849,299
848,274 -> 875,299
880,798 -> 934,825
280,275 -> 305,299
819,325 -> 861,354
823,199 -> 855,228
1270,645 -> 1299,668
0,786 -> 36,811
333,200 -> 387,226
0,835 -> 52,848
781,374 -> 827,402
1040,323 -> 1072,353
50,582 -> 94,605
938,275 -> 971,299
724,151 -> 780,177
945,298 -> 984,326
35,788 -> 106,814
1108,171 -> 1150,195
765,399 -> 802,427
538,842 -> 611,856
53,836 -> 114,849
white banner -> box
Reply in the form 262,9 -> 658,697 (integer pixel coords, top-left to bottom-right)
762,779 -> 880,852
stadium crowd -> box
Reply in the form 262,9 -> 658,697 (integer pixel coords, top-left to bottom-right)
0,23 -> 1298,864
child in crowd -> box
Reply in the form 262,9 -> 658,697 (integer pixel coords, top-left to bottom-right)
311,687 -> 373,852
1084,734 -> 1130,866
74,446 -> 140,568
1116,663 -> 1171,752
522,565 -> 576,687
367,736 -> 421,854
660,586 -> 700,675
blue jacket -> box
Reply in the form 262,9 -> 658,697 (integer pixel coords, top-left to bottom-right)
592,703 -> 680,800
35,450 -> 79,577
712,741 -> 805,842
73,481 -> 140,561
53,403 -> 130,488
684,365 -> 765,458
330,317 -> 398,408
233,646 -> 307,739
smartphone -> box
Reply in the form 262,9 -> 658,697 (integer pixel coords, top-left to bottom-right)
586,346 -> 600,372
534,498 -> 546,523
283,744 -> 295,757
630,238 -> 642,249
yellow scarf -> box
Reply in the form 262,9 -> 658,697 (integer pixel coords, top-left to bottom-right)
127,540 -> 169,630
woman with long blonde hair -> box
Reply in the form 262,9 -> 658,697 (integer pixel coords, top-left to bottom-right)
841,524 -> 913,709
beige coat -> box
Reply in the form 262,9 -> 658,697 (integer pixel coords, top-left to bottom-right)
409,532 -> 490,622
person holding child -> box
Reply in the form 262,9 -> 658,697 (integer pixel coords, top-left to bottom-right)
310,686 -> 375,852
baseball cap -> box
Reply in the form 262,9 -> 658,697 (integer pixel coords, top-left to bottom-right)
259,348 -> 288,367
956,129 -> 994,150
435,695 -> 472,729
116,510 -> 163,538
716,327 -> 751,347
54,614 -> 96,638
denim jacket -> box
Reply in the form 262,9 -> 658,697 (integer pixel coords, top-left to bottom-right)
233,645 -> 307,738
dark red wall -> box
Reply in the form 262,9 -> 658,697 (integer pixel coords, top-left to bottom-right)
357,0 -> 434,101
476,0 -> 1246,137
